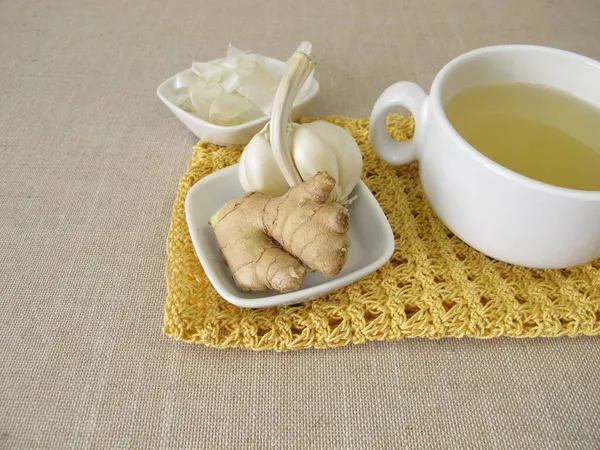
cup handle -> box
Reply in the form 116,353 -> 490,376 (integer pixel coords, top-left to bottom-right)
369,82 -> 429,165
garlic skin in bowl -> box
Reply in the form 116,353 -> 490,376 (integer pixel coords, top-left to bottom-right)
157,47 -> 320,145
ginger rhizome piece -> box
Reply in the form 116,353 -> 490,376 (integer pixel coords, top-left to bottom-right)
210,172 -> 350,292
210,191 -> 306,293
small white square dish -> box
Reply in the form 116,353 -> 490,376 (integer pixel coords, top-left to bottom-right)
185,165 -> 395,308
157,57 -> 320,146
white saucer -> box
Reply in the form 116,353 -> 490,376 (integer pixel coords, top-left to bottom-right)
185,165 -> 394,308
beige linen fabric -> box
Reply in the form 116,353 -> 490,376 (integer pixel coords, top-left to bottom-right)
1,0 -> 599,448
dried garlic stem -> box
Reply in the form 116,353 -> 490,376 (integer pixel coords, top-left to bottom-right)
269,41 -> 316,188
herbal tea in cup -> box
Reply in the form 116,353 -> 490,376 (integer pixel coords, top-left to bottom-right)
370,45 -> 600,269
444,83 -> 600,191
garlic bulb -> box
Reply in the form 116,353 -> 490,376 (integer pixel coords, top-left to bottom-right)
238,42 -> 363,203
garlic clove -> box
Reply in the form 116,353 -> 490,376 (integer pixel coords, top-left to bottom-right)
291,126 -> 341,199
238,144 -> 252,192
304,121 -> 363,200
240,133 -> 289,196
209,93 -> 263,126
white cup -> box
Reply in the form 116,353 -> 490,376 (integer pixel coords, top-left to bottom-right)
369,45 -> 600,269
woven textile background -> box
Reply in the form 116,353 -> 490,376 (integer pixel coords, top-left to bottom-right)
1,0 -> 599,447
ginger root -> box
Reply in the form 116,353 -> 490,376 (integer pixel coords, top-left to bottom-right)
210,172 -> 350,292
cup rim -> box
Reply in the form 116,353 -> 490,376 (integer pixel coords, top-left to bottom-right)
429,44 -> 600,199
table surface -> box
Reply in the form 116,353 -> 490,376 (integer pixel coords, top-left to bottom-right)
1,0 -> 600,448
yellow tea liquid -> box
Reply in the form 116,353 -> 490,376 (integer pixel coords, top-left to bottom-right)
445,83 -> 600,191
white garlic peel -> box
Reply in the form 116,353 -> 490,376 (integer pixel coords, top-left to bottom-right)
174,45 -> 312,126
238,42 -> 363,203
238,132 -> 288,194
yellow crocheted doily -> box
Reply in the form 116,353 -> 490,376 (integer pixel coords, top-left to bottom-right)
164,115 -> 600,350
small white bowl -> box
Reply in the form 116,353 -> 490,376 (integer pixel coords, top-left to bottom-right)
157,57 -> 320,146
185,165 -> 395,308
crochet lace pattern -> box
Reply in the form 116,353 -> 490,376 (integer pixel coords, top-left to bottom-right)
164,115 -> 600,350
